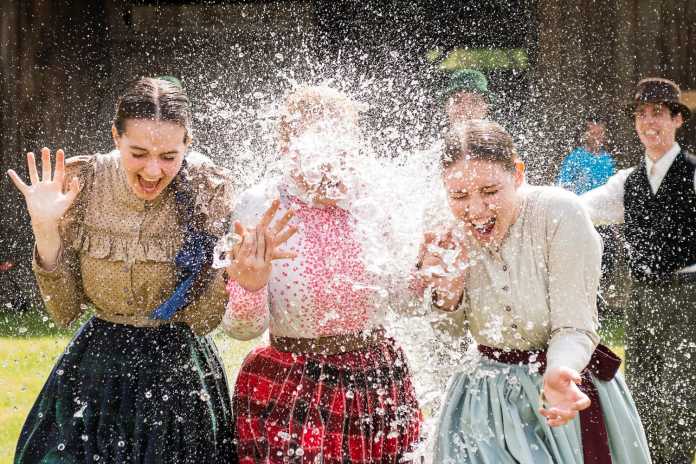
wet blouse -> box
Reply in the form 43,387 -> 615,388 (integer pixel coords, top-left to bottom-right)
32,151 -> 234,336
445,185 -> 602,373
223,178 -> 384,340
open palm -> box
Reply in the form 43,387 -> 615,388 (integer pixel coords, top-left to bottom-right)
227,199 -> 298,292
7,148 -> 80,227
540,367 -> 591,427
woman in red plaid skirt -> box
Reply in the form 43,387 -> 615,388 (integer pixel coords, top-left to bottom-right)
222,85 -> 422,463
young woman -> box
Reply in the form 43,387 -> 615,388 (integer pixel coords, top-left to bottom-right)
8,77 -> 239,463
223,85 -> 422,463
418,120 -> 651,463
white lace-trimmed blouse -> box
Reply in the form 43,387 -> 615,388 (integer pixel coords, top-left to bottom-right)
442,185 -> 602,373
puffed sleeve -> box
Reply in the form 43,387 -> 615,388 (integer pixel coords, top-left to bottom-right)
32,155 -> 96,326
543,188 -> 601,373
171,153 -> 236,335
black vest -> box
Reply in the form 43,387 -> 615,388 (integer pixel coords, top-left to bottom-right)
624,150 -> 696,281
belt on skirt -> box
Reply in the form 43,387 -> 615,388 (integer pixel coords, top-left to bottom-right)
478,343 -> 621,464
270,327 -> 385,356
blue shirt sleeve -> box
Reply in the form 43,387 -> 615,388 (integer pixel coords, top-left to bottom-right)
556,149 -> 580,190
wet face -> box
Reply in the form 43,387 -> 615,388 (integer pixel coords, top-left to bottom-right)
446,92 -> 489,122
634,103 -> 683,158
282,111 -> 356,205
443,158 -> 524,245
112,119 -> 189,201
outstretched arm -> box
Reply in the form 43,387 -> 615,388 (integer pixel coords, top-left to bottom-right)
8,148 -> 88,326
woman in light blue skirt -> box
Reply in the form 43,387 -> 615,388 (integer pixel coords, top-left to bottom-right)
416,120 -> 651,463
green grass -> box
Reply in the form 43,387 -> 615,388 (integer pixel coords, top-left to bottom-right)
1,311 -> 690,463
0,310 -> 259,463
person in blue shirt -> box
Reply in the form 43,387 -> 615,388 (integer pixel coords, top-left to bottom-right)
558,115 -> 619,318
557,116 -> 616,194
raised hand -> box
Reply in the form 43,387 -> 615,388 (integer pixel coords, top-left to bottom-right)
7,148 -> 80,229
539,367 -> 591,427
414,229 -> 468,310
226,199 -> 298,292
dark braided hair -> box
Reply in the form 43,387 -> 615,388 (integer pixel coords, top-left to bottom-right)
114,77 -> 215,317
113,77 -> 200,235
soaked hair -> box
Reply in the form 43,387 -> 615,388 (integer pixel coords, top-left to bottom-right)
113,78 -> 213,302
113,77 -> 192,142
441,120 -> 518,172
278,85 -> 363,149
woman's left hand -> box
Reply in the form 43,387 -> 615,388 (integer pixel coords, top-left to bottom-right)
539,367 -> 591,427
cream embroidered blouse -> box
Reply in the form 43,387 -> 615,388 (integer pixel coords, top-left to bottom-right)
32,151 -> 235,336
441,185 -> 602,373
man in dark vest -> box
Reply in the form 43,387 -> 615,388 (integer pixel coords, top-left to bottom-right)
581,77 -> 696,464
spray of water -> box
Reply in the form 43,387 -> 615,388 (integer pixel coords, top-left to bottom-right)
206,73 -> 486,461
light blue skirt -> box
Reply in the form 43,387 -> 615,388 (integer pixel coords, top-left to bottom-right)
434,355 -> 652,463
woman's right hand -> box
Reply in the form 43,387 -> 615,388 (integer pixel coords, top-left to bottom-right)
226,199 -> 298,292
415,229 -> 468,310
7,148 -> 80,229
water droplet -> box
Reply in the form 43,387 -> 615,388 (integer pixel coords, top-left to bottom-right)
57,443 -> 65,451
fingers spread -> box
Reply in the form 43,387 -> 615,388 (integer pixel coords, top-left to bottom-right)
233,221 -> 246,236
264,229 -> 274,262
7,170 -> 29,195
27,152 -> 39,185
41,147 -> 52,182
240,229 -> 255,259
257,199 -> 280,231
274,226 -> 298,247
54,149 -> 65,185
270,209 -> 294,236
272,250 -> 298,260
256,225 -> 266,259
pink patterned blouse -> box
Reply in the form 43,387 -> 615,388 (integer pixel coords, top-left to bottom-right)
222,179 -> 383,340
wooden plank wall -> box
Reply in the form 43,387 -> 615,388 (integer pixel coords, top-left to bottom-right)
0,0 -> 113,299
0,0 -> 695,295
533,0 -> 696,174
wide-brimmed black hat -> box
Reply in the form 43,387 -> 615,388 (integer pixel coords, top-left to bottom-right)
628,77 -> 691,121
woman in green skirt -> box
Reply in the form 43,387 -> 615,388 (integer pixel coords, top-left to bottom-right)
416,120 -> 651,463
8,77 -> 241,463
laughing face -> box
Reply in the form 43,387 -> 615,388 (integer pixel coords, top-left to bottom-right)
112,119 -> 189,201
443,158 -> 524,245
634,103 -> 683,159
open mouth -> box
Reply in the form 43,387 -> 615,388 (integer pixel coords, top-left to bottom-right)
137,175 -> 161,194
470,217 -> 496,240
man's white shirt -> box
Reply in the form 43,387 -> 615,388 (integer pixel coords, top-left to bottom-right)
580,143 -> 696,273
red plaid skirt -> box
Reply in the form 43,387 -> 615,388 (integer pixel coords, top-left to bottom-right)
233,336 -> 422,463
